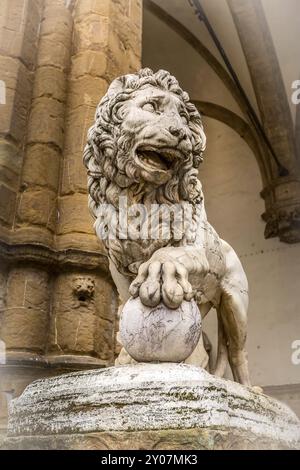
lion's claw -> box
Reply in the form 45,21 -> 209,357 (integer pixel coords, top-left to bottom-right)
139,281 -> 161,307
130,255 -> 194,309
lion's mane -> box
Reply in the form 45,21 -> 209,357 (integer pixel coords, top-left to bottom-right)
83,68 -> 206,220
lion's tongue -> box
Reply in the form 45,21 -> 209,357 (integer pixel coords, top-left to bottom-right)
141,150 -> 168,170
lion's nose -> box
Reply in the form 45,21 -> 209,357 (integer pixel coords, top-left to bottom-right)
168,126 -> 187,141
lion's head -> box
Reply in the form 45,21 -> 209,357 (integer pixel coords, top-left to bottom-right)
83,68 -> 206,219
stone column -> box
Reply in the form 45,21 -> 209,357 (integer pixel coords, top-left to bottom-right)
0,0 -> 45,440
48,0 -> 142,364
57,0 -> 142,252
0,0 -> 73,363
0,0 -> 73,439
228,0 -> 300,243
0,0 -> 142,437
0,0 -> 44,242
14,0 -> 73,247
228,0 -> 296,174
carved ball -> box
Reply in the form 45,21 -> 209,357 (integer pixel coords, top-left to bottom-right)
119,297 -> 202,362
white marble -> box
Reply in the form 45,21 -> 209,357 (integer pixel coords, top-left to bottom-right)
84,68 -> 252,386
119,298 -> 201,362
7,363 -> 300,449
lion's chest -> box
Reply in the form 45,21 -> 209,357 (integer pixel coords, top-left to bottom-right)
103,204 -> 187,277
106,236 -> 173,277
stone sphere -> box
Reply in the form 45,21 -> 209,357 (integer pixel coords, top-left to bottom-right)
119,297 -> 201,362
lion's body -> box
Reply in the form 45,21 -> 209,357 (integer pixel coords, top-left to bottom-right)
84,68 -> 251,386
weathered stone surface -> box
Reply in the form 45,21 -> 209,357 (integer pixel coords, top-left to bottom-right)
56,232 -> 102,253
5,364 -> 300,450
1,308 -> 48,352
63,106 -> 95,156
12,0 -> 73,249
127,49 -> 142,74
37,37 -> 70,71
40,6 -> 73,43
73,15 -> 109,54
32,67 -> 67,103
57,194 -> 95,235
70,51 -> 108,80
22,144 -> 60,191
0,184 -> 16,226
0,0 -> 142,441
27,98 -> 65,150
0,56 -> 33,143
61,151 -> 92,195
17,188 -> 57,230
35,1 -> 72,76
129,0 -> 142,28
0,139 -> 22,189
67,76 -> 108,110
50,311 -> 99,354
2,428 -> 297,451
5,267 -> 50,310
74,0 -> 111,19
120,298 -> 201,362
0,364 -> 66,443
0,265 -> 7,312
0,0 -> 43,70
1,267 -> 50,352
48,271 -> 116,361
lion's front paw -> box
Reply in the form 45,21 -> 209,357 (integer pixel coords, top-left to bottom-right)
129,259 -> 193,309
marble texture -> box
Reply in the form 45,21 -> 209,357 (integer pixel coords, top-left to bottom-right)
6,364 -> 300,450
83,68 -> 252,386
119,298 -> 201,362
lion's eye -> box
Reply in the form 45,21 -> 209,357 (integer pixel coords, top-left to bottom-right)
142,102 -> 156,113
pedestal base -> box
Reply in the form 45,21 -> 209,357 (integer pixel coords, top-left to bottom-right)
4,363 -> 300,450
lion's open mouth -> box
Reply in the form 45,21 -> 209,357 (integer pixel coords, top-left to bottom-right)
136,147 -> 182,172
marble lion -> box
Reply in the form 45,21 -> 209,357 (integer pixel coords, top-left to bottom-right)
83,68 -> 251,386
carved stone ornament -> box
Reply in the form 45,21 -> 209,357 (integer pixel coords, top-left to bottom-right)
263,206 -> 300,243
83,68 -> 251,387
72,276 -> 95,302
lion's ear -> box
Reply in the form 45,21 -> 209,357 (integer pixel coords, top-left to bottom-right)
106,77 -> 125,96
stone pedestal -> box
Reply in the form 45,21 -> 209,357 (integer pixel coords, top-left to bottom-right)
3,363 -> 300,450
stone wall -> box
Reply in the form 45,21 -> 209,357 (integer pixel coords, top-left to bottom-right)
0,0 -> 142,436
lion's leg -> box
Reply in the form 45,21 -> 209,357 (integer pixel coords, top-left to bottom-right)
115,346 -> 137,365
219,287 -> 251,386
108,260 -> 138,366
185,301 -> 212,369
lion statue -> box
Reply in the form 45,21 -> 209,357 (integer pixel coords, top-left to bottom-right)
83,68 -> 251,386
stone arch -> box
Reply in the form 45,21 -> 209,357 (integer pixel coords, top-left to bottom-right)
144,0 -> 247,116
144,0 -> 300,243
193,100 -> 271,187
144,0 -> 270,201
